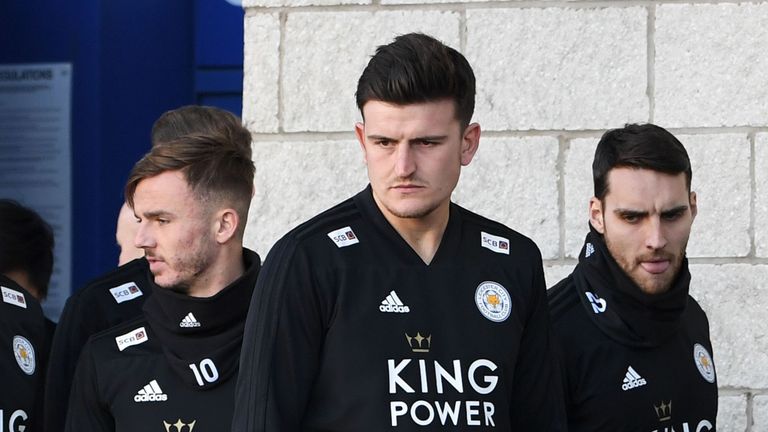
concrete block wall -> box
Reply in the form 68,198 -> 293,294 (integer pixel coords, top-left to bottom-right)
241,1 -> 768,429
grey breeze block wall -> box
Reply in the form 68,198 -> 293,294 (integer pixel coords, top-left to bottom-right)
240,1 -> 768,430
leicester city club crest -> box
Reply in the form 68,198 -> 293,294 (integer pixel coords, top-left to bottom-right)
13,335 -> 36,375
693,343 -> 716,384
475,281 -> 512,322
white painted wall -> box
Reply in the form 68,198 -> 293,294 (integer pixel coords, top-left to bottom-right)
241,2 -> 768,429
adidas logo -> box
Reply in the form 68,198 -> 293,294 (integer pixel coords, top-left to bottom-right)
621,366 -> 647,391
379,290 -> 410,313
179,313 -> 201,328
134,379 -> 168,402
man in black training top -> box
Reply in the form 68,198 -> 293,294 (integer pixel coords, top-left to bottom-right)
45,105 -> 254,431
548,124 -> 718,431
232,32 -> 563,431
0,200 -> 55,432
64,115 -> 260,431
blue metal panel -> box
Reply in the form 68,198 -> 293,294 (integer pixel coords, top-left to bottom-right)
0,0 -> 195,302
195,0 -> 245,67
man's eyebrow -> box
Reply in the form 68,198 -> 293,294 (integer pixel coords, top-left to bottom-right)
660,205 -> 689,216
366,134 -> 448,141
409,135 -> 448,142
613,208 -> 648,217
141,210 -> 174,219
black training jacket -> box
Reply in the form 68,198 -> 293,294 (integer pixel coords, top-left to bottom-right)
232,186 -> 564,431
44,258 -> 152,431
64,249 -> 260,432
548,232 -> 718,432
1,275 -> 48,432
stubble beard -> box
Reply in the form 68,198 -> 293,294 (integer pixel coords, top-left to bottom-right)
605,235 -> 688,295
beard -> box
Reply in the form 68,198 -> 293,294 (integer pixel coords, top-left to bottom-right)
605,235 -> 688,295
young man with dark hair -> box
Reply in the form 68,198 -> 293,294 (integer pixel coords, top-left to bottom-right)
0,199 -> 55,302
45,105 -> 253,431
548,123 -> 718,431
0,200 -> 54,432
232,32 -> 563,431
65,128 -> 260,431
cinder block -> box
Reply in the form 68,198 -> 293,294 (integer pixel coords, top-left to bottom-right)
563,137 -> 599,258
683,134 -> 751,257
757,133 -> 768,257
244,0 -> 367,8
689,264 -> 768,389
466,7 -> 648,131
655,3 -> 768,127
754,395 -> 768,431
716,394 -> 747,432
243,14 -> 281,133
544,264 -> 575,289
453,136 -> 560,259
245,140 -> 368,255
282,12 -> 460,132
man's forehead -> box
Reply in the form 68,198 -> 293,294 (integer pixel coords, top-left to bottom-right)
603,167 -> 690,208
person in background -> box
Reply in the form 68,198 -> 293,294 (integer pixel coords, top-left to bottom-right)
66,122 -> 259,431
0,199 -> 55,432
116,202 -> 144,266
548,123 -> 717,431
232,32 -> 564,431
44,105 -> 253,431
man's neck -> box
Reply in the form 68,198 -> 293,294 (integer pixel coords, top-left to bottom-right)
380,203 -> 450,265
187,246 -> 246,298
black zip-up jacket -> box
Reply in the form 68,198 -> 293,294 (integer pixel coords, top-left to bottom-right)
1,275 -> 49,432
548,231 -> 718,432
232,186 -> 564,431
44,258 -> 151,431
65,249 -> 260,432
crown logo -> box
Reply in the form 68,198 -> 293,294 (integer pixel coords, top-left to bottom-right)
164,419 -> 196,432
405,332 -> 431,353
654,401 -> 672,422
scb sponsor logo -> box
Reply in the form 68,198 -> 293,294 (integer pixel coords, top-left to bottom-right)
134,393 -> 168,402
0,409 -> 28,432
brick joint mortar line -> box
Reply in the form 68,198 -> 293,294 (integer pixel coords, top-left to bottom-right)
243,0 -> 756,14
556,136 -> 568,260
749,132 -> 757,258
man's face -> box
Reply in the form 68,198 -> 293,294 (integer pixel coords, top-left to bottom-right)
355,99 -> 479,225
132,170 -> 217,293
590,167 -> 697,295
116,202 -> 144,266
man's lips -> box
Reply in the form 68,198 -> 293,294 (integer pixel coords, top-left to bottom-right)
640,260 -> 670,274
391,184 -> 424,192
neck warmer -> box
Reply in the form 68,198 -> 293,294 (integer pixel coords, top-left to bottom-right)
142,248 -> 261,389
571,226 -> 690,348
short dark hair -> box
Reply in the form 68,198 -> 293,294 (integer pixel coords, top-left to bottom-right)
355,33 -> 476,129
0,199 -> 55,299
593,123 -> 692,200
151,105 -> 253,154
125,132 -> 255,238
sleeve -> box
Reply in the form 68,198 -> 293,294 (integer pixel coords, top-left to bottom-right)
232,237 -> 326,432
44,294 -> 92,431
508,249 -> 567,431
64,340 -> 115,432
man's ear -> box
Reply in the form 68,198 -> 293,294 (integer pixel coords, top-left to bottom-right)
214,208 -> 239,244
460,122 -> 481,166
589,197 -> 605,234
689,191 -> 698,221
355,122 -> 367,165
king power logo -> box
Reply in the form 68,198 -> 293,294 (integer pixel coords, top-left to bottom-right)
650,420 -> 713,432
387,357 -> 499,427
